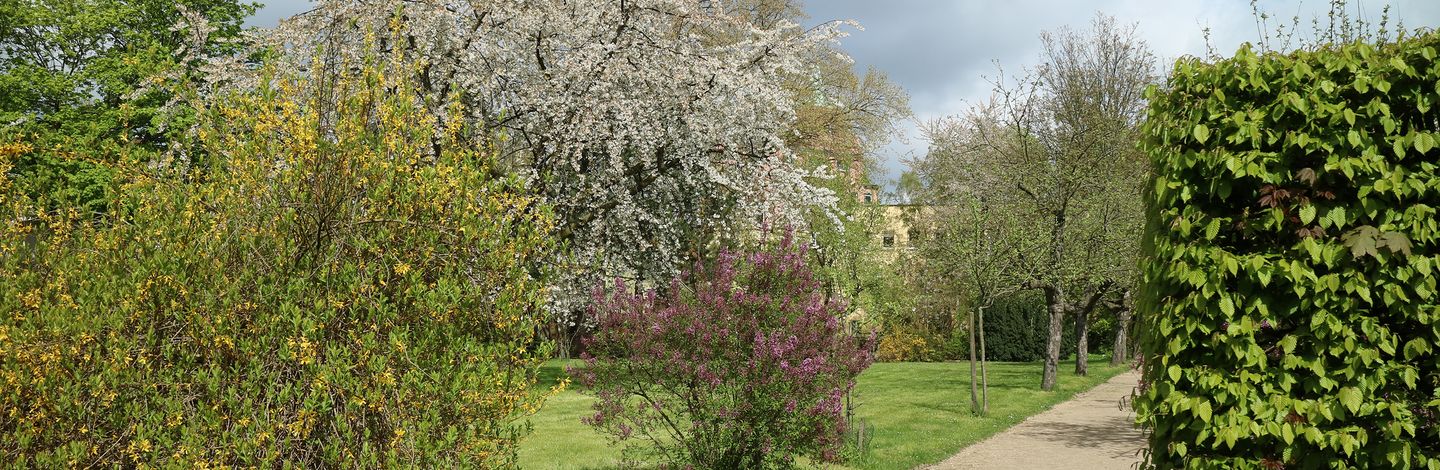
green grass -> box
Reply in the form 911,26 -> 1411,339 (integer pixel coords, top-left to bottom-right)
517,357 -> 1131,469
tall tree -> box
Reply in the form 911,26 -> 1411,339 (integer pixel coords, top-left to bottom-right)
0,0 -> 256,211
791,48 -> 910,316
918,14 -> 1152,391
220,0 -> 862,352
1034,16 -> 1152,378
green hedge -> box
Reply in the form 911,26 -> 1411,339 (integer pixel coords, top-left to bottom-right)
1137,35 -> 1440,468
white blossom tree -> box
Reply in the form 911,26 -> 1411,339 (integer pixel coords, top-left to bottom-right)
211,0 -> 857,351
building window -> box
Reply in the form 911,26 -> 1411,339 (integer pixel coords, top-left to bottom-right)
907,228 -> 921,244
882,231 -> 895,247
863,193 -> 872,203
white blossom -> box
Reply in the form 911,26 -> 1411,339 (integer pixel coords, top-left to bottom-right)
228,0 -> 848,332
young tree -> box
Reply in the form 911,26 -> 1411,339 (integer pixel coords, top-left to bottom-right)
950,199 -> 1023,414
916,120 -> 1028,412
919,14 -> 1152,391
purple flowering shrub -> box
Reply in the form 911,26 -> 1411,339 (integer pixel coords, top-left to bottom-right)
570,236 -> 875,468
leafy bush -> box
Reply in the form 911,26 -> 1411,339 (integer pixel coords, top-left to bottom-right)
1137,35 -> 1440,468
0,54 -> 556,466
572,236 -> 875,468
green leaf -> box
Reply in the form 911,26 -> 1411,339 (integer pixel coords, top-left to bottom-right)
1327,206 -> 1347,229
1219,295 -> 1235,316
1304,238 -> 1322,262
1299,205 -> 1317,224
1205,218 -> 1220,240
1379,231 -> 1413,257
1416,133 -> 1435,154
1343,226 -> 1380,259
1391,56 -> 1409,72
1195,400 -> 1213,423
1404,338 -> 1430,360
1280,336 -> 1297,354
1193,123 -> 1211,144
1338,387 -> 1362,413
1168,364 -> 1182,382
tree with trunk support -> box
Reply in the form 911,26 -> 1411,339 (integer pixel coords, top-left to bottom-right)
913,146 -> 1024,412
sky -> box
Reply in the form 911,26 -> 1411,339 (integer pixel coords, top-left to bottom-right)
247,0 -> 1440,191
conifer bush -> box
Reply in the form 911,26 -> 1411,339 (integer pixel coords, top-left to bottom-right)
0,52 -> 556,466
1137,34 -> 1440,468
572,236 -> 875,468
983,291 -> 1050,362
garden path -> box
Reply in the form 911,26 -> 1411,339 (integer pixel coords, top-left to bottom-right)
926,370 -> 1145,470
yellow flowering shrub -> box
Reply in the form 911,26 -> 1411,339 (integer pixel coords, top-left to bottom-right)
0,50 -> 556,467
875,331 -> 934,362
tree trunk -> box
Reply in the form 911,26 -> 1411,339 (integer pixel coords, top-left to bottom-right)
1071,284 -> 1112,375
978,304 -> 989,414
1111,290 -> 1133,366
968,301 -> 979,413
1074,307 -> 1089,376
1042,287 -> 1065,391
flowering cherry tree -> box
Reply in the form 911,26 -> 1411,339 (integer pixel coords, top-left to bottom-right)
215,0 -> 851,343
571,235 -> 874,468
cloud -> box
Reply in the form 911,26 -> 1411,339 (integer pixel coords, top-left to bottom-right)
800,0 -> 1440,187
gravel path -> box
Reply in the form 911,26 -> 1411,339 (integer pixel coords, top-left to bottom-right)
925,370 -> 1146,470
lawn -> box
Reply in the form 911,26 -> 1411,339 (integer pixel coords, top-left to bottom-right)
517,357 -> 1132,469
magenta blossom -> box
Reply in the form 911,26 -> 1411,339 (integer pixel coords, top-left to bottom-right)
570,233 -> 875,468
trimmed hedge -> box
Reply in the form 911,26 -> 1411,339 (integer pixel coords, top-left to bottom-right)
1137,35 -> 1440,468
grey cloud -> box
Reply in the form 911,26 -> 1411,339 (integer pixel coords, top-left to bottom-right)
807,0 -> 1440,187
